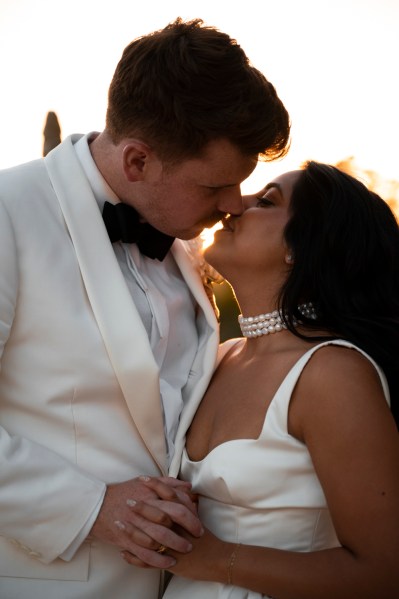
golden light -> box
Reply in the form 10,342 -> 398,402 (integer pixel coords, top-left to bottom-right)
201,222 -> 223,249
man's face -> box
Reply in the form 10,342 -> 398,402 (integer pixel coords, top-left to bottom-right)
130,138 -> 257,240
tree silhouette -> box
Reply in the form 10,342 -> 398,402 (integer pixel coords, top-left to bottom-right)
43,111 -> 61,157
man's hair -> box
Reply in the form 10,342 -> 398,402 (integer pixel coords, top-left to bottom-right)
106,17 -> 290,162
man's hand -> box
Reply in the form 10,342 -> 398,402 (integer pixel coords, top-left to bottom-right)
90,476 -> 202,567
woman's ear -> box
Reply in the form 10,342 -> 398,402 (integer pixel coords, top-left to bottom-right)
122,140 -> 152,182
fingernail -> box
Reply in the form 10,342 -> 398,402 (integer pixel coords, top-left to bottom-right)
114,520 -> 126,530
139,475 -> 151,482
186,543 -> 193,552
167,558 -> 177,567
126,499 -> 137,507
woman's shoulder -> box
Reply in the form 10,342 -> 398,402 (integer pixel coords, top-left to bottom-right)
302,341 -> 382,384
294,341 -> 389,420
289,340 -> 392,442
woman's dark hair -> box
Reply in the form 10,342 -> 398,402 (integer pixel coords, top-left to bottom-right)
106,18 -> 290,163
280,161 -> 399,427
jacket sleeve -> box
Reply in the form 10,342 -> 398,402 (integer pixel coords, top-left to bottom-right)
0,198 -> 106,564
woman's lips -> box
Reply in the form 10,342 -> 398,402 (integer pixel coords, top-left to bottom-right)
221,217 -> 234,231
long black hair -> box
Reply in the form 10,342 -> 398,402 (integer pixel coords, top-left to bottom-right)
280,161 -> 399,427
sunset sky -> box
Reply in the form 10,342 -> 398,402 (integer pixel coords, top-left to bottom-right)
0,0 -> 398,194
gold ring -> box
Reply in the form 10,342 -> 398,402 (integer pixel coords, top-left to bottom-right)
156,544 -> 168,554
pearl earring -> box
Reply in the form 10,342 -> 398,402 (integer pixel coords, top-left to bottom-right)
285,253 -> 294,264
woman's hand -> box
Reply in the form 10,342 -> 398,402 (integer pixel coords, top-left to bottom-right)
122,515 -> 231,585
166,527 -> 232,583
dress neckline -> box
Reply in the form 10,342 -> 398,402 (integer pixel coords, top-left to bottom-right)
184,339 -> 371,465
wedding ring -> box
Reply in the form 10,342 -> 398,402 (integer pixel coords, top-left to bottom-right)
156,544 -> 168,554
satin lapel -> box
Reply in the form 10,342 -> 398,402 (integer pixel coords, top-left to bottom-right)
170,241 -> 219,475
44,136 -> 167,474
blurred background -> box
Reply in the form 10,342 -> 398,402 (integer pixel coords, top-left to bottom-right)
1,0 -> 398,339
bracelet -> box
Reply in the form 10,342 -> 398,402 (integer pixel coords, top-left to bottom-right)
227,542 -> 241,585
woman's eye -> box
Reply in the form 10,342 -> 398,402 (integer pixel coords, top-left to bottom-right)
256,196 -> 274,207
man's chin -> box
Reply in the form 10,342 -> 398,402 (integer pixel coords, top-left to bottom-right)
175,226 -> 209,241
172,218 -> 223,241
175,231 -> 203,241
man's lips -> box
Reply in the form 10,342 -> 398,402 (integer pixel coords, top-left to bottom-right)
197,213 -> 225,230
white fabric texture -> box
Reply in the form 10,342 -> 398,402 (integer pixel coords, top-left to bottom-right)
0,134 -> 219,598
164,340 -> 390,599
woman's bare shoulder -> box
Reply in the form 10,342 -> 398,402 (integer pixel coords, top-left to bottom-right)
289,343 -> 390,442
302,343 -> 382,387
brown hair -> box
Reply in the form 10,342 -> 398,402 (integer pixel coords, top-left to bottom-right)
106,17 -> 290,162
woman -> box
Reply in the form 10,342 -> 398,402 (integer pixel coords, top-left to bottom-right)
125,162 -> 399,598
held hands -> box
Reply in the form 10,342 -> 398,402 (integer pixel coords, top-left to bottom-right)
90,475 -> 203,568
121,496 -> 231,583
123,519 -> 230,583
163,527 -> 231,583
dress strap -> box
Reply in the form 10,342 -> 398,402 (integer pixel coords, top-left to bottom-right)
261,339 -> 390,438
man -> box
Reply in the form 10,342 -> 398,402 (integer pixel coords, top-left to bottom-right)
0,17 -> 290,599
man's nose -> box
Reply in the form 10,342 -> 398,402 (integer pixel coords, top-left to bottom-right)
217,188 -> 244,216
243,194 -> 257,210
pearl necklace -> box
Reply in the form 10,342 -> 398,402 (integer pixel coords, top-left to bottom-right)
238,302 -> 317,338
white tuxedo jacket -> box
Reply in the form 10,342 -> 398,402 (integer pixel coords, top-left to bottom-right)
0,135 -> 219,598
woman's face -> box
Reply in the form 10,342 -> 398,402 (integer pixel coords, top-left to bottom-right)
204,170 -> 301,277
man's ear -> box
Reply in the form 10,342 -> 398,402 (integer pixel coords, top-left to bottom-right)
122,140 -> 152,182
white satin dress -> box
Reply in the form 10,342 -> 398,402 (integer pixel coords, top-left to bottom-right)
163,340 -> 390,599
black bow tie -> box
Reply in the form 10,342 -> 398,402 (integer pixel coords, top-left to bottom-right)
102,201 -> 175,261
